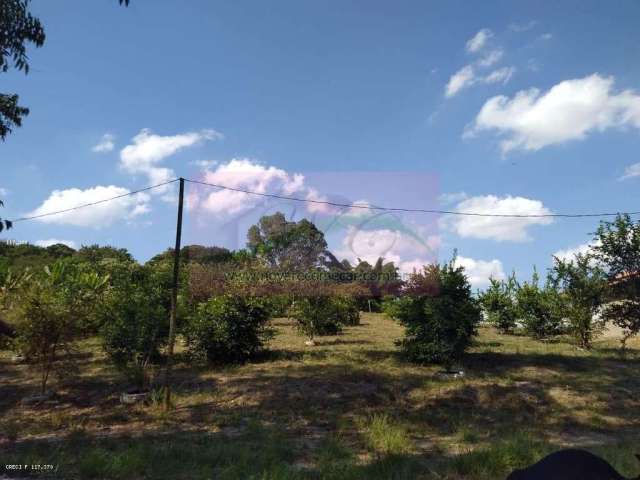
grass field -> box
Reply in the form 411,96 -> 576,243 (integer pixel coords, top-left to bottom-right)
1,313 -> 640,479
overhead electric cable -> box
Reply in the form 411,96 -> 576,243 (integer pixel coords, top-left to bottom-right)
9,179 -> 179,223
184,178 -> 640,219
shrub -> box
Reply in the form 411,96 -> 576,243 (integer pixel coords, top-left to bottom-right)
332,295 -> 360,326
290,296 -> 344,340
516,271 -> 565,339
551,254 -> 607,349
479,275 -> 518,334
12,261 -> 108,394
99,264 -> 171,388
185,295 -> 273,364
389,262 -> 481,368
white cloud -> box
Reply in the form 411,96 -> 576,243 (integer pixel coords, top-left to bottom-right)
438,192 -> 468,205
27,185 -> 150,228
478,49 -> 504,68
484,67 -> 515,85
620,162 -> 640,180
191,159 -> 218,170
120,129 -> 222,197
0,187 -> 9,196
335,226 -> 441,277
454,255 -> 505,288
539,33 -> 553,41
35,239 -> 77,249
445,65 -> 476,97
92,133 -> 116,153
552,242 -> 595,263
468,74 -> 640,153
442,195 -> 553,242
187,158 -> 306,216
466,29 -> 493,53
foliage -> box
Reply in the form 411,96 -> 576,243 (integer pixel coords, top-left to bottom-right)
99,264 -> 171,388
184,295 -> 272,364
0,199 -> 11,233
247,212 -> 328,271
149,244 -> 233,266
352,258 -> 402,311
12,261 -> 108,394
479,274 -> 519,334
0,0 -> 45,140
550,254 -> 607,349
515,269 -> 566,339
289,295 -> 355,340
389,262 -> 481,367
593,214 -> 640,348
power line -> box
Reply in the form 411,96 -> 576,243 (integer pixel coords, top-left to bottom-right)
6,176 -> 639,222
184,178 -> 640,219
9,179 -> 179,223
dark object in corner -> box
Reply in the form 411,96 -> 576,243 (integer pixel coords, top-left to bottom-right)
0,318 -> 16,338
507,449 -> 640,480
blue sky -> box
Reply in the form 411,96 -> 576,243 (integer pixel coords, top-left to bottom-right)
2,0 -> 640,287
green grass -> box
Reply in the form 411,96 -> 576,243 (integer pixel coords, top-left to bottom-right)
1,313 -> 640,479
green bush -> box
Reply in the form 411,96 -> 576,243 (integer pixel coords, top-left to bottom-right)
332,296 -> 360,326
185,295 -> 273,364
389,262 -> 480,367
516,273 -> 565,339
479,275 -> 518,334
99,264 -> 171,388
290,295 -> 360,341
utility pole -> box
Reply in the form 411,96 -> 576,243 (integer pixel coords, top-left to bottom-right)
163,177 -> 184,410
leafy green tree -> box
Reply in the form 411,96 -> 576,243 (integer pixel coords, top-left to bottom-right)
551,254 -> 607,349
185,295 -> 272,364
247,212 -> 328,271
289,296 -> 344,341
516,269 -> 566,339
479,274 -> 519,334
75,244 -> 134,265
12,261 -> 108,394
389,262 -> 481,368
593,214 -> 640,348
0,200 -> 11,232
99,264 -> 171,389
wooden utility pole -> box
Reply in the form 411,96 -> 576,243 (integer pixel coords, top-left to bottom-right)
163,177 -> 184,410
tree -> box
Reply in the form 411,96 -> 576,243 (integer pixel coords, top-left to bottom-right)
247,212 -> 328,271
551,254 -> 607,349
479,274 -> 519,334
99,264 -> 170,389
593,214 -> 640,348
184,295 -> 272,364
389,261 -> 481,368
12,261 -> 108,394
516,270 -> 565,339
1,0 -> 129,141
0,200 -> 11,232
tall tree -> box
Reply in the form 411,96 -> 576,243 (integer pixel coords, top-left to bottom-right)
247,212 -> 328,271
593,214 -> 640,348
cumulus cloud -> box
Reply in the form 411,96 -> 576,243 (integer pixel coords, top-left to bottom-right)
335,226 -> 441,275
187,158 -> 306,216
468,74 -> 640,153
620,162 -> 640,180
92,133 -> 115,153
120,128 -> 222,198
27,185 -> 150,228
0,187 -> 9,196
442,195 -> 553,241
552,241 -> 601,264
454,255 -> 505,288
35,239 -> 77,249
466,29 -> 493,53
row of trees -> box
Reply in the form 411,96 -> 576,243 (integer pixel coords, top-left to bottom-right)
479,214 -> 640,349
